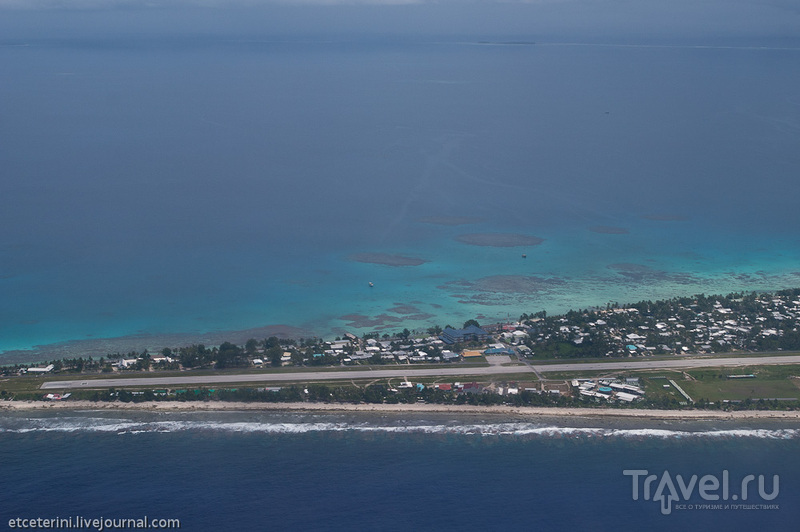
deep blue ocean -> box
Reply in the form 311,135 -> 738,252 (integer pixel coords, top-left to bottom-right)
1,410 -> 798,531
2,3 -> 799,530
2,3 -> 800,361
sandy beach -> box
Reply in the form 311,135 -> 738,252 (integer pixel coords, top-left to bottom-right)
3,400 -> 800,421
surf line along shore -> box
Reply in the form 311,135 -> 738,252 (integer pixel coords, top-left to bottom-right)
3,400 -> 800,420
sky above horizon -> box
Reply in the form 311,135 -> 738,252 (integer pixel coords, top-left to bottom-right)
1,0 -> 799,45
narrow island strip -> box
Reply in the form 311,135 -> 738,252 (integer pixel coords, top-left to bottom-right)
3,400 -> 800,420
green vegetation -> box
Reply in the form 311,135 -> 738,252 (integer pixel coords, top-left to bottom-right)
677,365 -> 800,402
519,288 -> 800,359
528,341 -> 591,359
5,289 -> 800,413
77,383 -> 576,408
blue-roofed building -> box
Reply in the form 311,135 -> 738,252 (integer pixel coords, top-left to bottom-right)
484,347 -> 515,356
440,325 -> 490,345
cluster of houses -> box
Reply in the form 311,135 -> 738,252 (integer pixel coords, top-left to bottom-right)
364,378 -> 609,401
17,291 -> 800,381
19,325 -> 517,376
390,379 -> 576,396
521,291 -> 800,356
20,364 -> 55,374
383,377 -> 636,401
330,335 -> 459,364
117,354 -> 174,369
43,392 -> 71,401
573,378 -> 644,402
273,325 -> 507,366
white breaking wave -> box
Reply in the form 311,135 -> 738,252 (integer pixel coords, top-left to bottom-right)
1,417 -> 799,439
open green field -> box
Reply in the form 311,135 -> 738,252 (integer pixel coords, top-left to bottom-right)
537,364 -> 800,403
677,365 -> 800,402
637,365 -> 800,403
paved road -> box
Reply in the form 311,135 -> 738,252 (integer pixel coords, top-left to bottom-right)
39,355 -> 800,390
39,365 -> 531,390
533,355 -> 800,374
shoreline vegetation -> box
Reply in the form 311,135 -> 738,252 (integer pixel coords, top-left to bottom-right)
3,400 -> 800,420
5,288 -> 800,413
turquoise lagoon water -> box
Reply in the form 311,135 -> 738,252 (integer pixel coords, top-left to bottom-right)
2,35 -> 800,360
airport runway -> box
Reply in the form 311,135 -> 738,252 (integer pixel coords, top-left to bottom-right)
534,355 -> 800,373
39,355 -> 800,389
